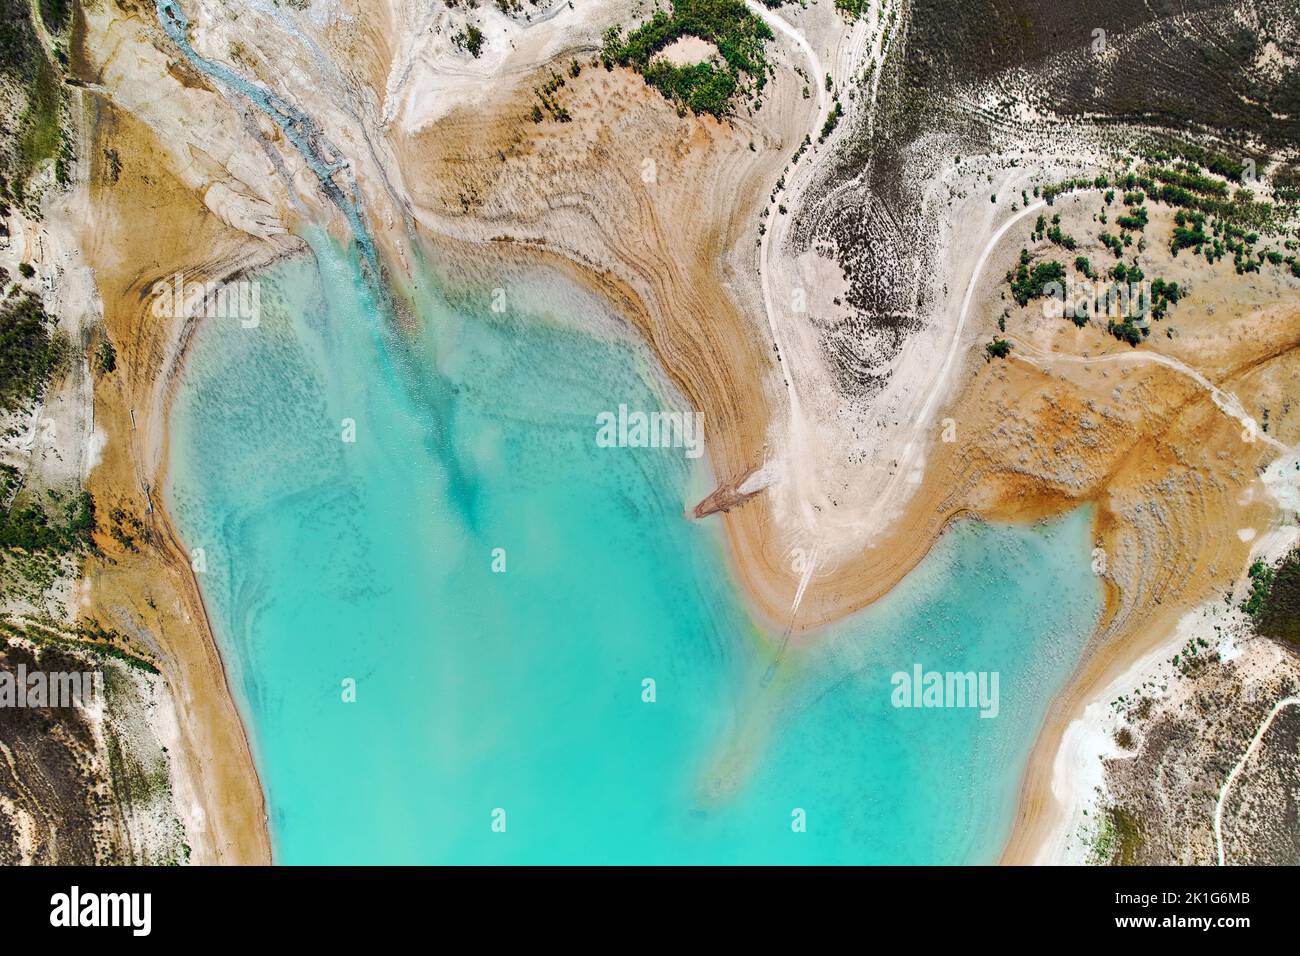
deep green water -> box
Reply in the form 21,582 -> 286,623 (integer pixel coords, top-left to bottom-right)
167,234 -> 1102,864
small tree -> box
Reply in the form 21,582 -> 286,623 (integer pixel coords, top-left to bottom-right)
986,338 -> 1012,359
96,338 -> 117,374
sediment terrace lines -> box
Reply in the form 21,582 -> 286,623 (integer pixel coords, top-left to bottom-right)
1214,696 -> 1300,866
1010,339 -> 1290,456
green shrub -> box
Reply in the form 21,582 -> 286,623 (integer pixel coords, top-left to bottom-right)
95,338 -> 117,374
1248,550 -> 1300,644
1008,258 -> 1065,306
601,0 -> 773,117
0,293 -> 63,415
0,491 -> 95,553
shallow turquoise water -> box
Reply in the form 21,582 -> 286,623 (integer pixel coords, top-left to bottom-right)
167,235 -> 1102,864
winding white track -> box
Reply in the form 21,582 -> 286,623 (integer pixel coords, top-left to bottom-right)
845,200 -> 1048,546
743,16 -> 1300,862
1214,696 -> 1300,865
1010,336 -> 1289,454
743,0 -> 830,474
740,0 -> 834,617
921,201 -> 1046,430
738,3 -> 880,619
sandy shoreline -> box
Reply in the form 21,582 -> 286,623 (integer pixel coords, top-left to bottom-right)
1001,598 -> 1187,863
1003,452 -> 1300,864
85,310 -> 278,866
419,170 -> 1298,868
74,91 -> 287,863
109,118 -> 1294,871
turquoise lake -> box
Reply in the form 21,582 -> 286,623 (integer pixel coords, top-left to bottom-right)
167,233 -> 1103,864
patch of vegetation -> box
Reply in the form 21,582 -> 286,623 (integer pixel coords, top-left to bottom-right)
1045,214 -> 1076,250
1240,558 -> 1274,616
818,100 -> 842,142
452,24 -> 485,58
1171,635 -> 1214,677
0,293 -> 64,416
1152,142 -> 1248,184
1005,249 -> 1065,306
0,617 -> 160,675
1244,549 -> 1300,645
1009,155 -> 1289,344
1149,277 -> 1181,320
39,0 -> 73,33
0,0 -> 74,208
18,54 -> 62,180
1043,165 -> 1279,232
76,628 -> 158,674
985,337 -> 1011,359
0,543 -> 67,600
1169,209 -> 1207,255
1115,205 -> 1148,231
106,506 -> 150,553
643,59 -> 736,117
531,69 -> 573,122
1106,316 -> 1144,347
95,338 -> 116,374
833,0 -> 872,17
601,0 -> 773,117
0,490 -> 94,553
1109,260 -> 1143,284
1041,176 -> 1095,205
1091,806 -> 1144,865
1099,231 -> 1126,258
0,3 -> 37,80
0,464 -> 19,503
1274,166 -> 1300,204
1150,165 -> 1229,200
